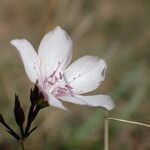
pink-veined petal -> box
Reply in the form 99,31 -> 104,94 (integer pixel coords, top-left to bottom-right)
11,39 -> 39,83
64,55 -> 107,94
59,94 -> 115,110
48,94 -> 68,111
38,26 -> 73,78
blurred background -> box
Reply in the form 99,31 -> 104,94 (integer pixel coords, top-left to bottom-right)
0,0 -> 150,149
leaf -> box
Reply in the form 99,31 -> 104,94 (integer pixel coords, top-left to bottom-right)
6,130 -> 20,141
0,114 -> 21,140
0,114 -> 5,124
14,94 -> 25,127
27,126 -> 38,137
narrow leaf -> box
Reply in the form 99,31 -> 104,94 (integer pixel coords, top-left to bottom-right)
0,114 -> 21,140
26,126 -> 38,137
0,114 -> 5,124
6,130 -> 20,140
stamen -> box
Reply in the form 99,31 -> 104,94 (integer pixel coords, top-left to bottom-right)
42,61 -> 74,97
50,71 -> 56,78
55,76 -> 58,82
47,81 -> 54,85
58,87 -> 67,91
59,72 -> 63,79
65,84 -> 73,89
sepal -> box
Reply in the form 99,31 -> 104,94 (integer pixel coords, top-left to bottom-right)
14,94 -> 25,127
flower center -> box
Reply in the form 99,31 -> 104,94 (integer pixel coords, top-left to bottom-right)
41,62 -> 73,97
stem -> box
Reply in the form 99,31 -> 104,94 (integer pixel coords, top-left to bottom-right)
25,120 -> 32,135
25,104 -> 34,135
19,126 -> 24,138
20,141 -> 24,150
107,117 -> 150,128
104,111 -> 109,150
108,117 -> 150,128
103,116 -> 150,150
25,105 -> 40,135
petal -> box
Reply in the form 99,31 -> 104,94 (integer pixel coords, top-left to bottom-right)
11,39 -> 39,83
38,26 -> 73,78
64,55 -> 107,94
59,94 -> 115,110
58,95 -> 86,105
48,94 -> 68,111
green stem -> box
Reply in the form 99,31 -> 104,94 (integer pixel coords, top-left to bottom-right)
19,126 -> 24,138
20,141 -> 24,150
104,111 -> 109,150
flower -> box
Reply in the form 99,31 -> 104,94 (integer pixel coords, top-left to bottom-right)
11,26 -> 115,111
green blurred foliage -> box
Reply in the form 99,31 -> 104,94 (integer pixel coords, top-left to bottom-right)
0,0 -> 150,149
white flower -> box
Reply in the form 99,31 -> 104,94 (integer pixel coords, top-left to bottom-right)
11,26 -> 115,111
